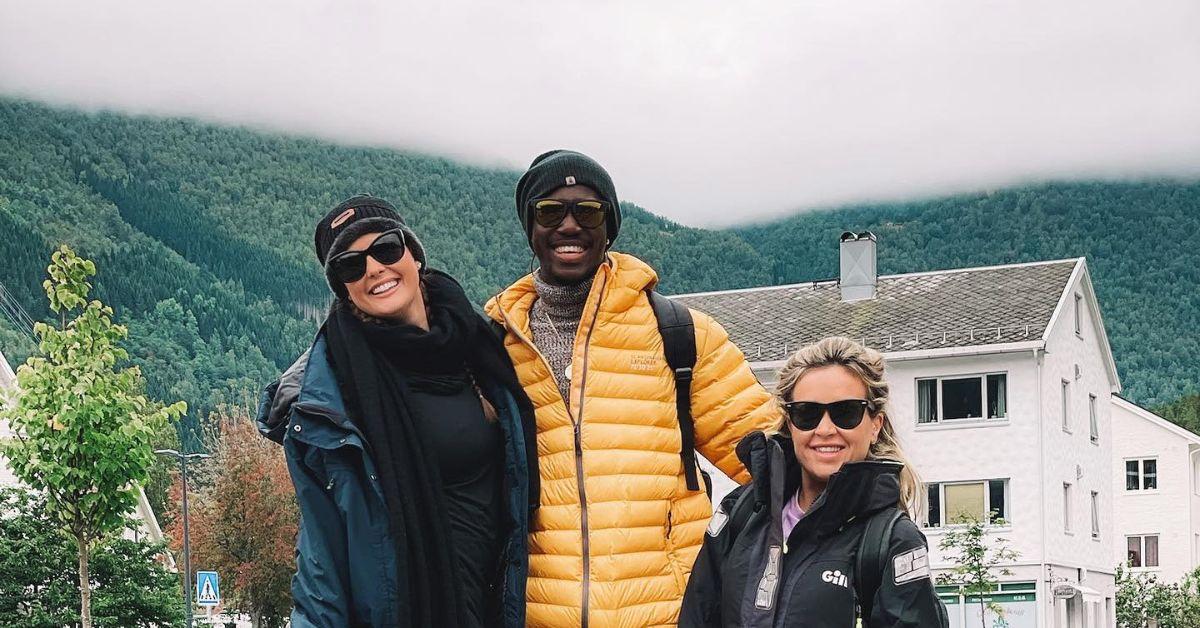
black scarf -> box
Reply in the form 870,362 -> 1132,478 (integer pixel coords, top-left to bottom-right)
323,269 -> 538,627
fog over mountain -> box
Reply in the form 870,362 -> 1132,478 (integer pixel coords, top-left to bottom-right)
2,0 -> 1198,225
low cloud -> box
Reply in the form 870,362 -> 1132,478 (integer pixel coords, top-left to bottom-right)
2,0 -> 1198,225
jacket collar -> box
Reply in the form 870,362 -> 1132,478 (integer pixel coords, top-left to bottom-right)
736,431 -> 903,538
484,252 -> 659,332
257,331 -> 358,444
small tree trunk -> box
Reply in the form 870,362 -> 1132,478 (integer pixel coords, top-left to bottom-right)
77,532 -> 93,628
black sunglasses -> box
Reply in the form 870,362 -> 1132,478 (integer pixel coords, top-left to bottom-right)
529,198 -> 609,229
327,229 -> 407,284
783,399 -> 871,431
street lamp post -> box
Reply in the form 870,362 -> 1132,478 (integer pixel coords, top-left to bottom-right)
155,449 -> 211,628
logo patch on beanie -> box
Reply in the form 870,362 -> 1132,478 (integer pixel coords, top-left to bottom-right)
330,208 -> 355,228
565,175 -> 577,185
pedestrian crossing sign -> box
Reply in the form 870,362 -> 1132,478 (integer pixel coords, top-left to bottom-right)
196,571 -> 220,606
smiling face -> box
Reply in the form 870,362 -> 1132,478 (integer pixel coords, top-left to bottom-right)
530,184 -> 608,285
787,364 -> 883,492
342,231 -> 427,327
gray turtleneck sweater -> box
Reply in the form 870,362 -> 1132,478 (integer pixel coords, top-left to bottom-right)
529,271 -> 594,406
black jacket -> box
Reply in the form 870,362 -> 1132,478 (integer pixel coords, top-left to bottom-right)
680,432 -> 949,627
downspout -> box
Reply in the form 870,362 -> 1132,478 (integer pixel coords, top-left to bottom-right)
1034,346 -> 1050,622
1190,447 -> 1200,567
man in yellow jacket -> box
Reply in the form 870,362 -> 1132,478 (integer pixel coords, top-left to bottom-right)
486,150 -> 780,627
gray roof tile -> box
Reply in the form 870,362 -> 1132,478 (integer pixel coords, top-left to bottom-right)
672,259 -> 1079,361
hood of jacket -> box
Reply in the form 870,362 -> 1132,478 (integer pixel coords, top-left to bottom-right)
736,430 -> 903,539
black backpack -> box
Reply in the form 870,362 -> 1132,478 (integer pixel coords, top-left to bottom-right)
645,290 -> 703,493
721,488 -> 904,620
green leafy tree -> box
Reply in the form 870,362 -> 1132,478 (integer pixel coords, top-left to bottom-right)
1116,564 -> 1200,628
1,245 -> 186,628
0,487 -> 184,628
938,516 -> 1020,628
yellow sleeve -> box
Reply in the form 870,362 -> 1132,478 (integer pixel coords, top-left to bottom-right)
689,309 -> 782,483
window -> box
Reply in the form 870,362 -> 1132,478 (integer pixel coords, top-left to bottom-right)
1061,380 -> 1071,432
1126,459 -> 1158,491
925,480 -> 1008,527
1090,491 -> 1100,539
1088,394 -> 1099,444
1063,483 -> 1072,533
1074,293 -> 1083,335
1127,535 -> 1160,568
916,374 -> 1007,424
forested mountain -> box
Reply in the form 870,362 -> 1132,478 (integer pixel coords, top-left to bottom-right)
0,97 -> 1196,446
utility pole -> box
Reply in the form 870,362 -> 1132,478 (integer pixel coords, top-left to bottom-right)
155,449 -> 211,628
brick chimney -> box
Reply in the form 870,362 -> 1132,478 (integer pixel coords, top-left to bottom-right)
839,231 -> 877,302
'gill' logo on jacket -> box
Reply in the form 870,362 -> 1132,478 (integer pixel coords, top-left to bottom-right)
822,569 -> 849,588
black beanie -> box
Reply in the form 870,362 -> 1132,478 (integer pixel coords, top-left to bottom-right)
314,195 -> 427,297
515,150 -> 621,247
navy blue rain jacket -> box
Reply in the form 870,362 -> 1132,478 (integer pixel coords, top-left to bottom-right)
256,332 -> 532,627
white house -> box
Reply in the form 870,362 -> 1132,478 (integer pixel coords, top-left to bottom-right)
677,233 -> 1120,628
1111,394 -> 1200,583
0,348 -> 170,552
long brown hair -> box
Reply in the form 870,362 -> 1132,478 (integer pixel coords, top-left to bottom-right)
773,336 -> 922,517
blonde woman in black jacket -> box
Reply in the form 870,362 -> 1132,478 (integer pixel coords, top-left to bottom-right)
680,337 -> 949,627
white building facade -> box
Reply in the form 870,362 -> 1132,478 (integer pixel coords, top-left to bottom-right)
678,234 -> 1120,628
1111,395 -> 1200,584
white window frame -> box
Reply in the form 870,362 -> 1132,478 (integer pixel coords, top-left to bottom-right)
1063,482 -> 1073,534
1074,293 -> 1083,337
915,372 -> 1009,427
924,479 -> 1010,528
1061,379 -> 1071,433
1090,491 -> 1100,540
1089,394 -> 1099,444
1127,534 -> 1160,569
1125,458 -> 1159,492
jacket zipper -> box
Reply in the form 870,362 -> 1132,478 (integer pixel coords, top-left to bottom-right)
573,271 -> 607,628
494,269 -> 608,628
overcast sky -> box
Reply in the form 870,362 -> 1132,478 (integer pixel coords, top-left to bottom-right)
1,0 -> 1198,226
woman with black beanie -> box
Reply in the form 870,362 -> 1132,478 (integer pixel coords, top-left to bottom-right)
256,194 -> 539,628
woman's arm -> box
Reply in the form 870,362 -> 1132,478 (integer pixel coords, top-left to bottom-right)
680,486 -> 750,627
868,518 -> 950,628
284,441 -> 353,628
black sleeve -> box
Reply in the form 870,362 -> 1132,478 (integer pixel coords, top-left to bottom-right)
868,517 -> 950,628
680,486 -> 746,628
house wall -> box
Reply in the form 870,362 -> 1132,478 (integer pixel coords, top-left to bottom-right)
887,351 -> 1045,566
1038,268 -> 1117,625
1111,398 -> 1200,583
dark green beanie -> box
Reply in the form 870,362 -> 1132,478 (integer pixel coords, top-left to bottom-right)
515,150 -> 621,247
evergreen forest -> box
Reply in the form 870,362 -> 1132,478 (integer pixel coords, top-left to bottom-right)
0,97 -> 1196,444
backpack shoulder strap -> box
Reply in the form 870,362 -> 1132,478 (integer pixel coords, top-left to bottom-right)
855,507 -> 903,621
646,290 -> 700,491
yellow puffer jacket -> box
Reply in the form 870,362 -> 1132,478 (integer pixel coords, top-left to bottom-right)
485,252 -> 780,628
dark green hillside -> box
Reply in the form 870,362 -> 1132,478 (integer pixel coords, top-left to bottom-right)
0,98 -> 769,443
737,182 -> 1200,406
0,96 -> 1196,444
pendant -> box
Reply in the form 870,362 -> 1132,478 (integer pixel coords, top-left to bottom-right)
564,361 -> 573,381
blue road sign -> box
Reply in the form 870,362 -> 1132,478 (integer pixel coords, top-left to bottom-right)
196,571 -> 220,606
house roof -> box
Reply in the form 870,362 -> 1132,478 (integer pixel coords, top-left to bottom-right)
0,350 -> 14,391
1112,394 -> 1200,446
672,258 -> 1082,363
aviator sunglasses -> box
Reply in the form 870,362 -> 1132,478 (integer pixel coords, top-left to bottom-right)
529,198 -> 610,229
327,229 -> 407,284
783,399 -> 871,431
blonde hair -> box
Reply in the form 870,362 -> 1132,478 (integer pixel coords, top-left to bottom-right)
773,336 -> 922,517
